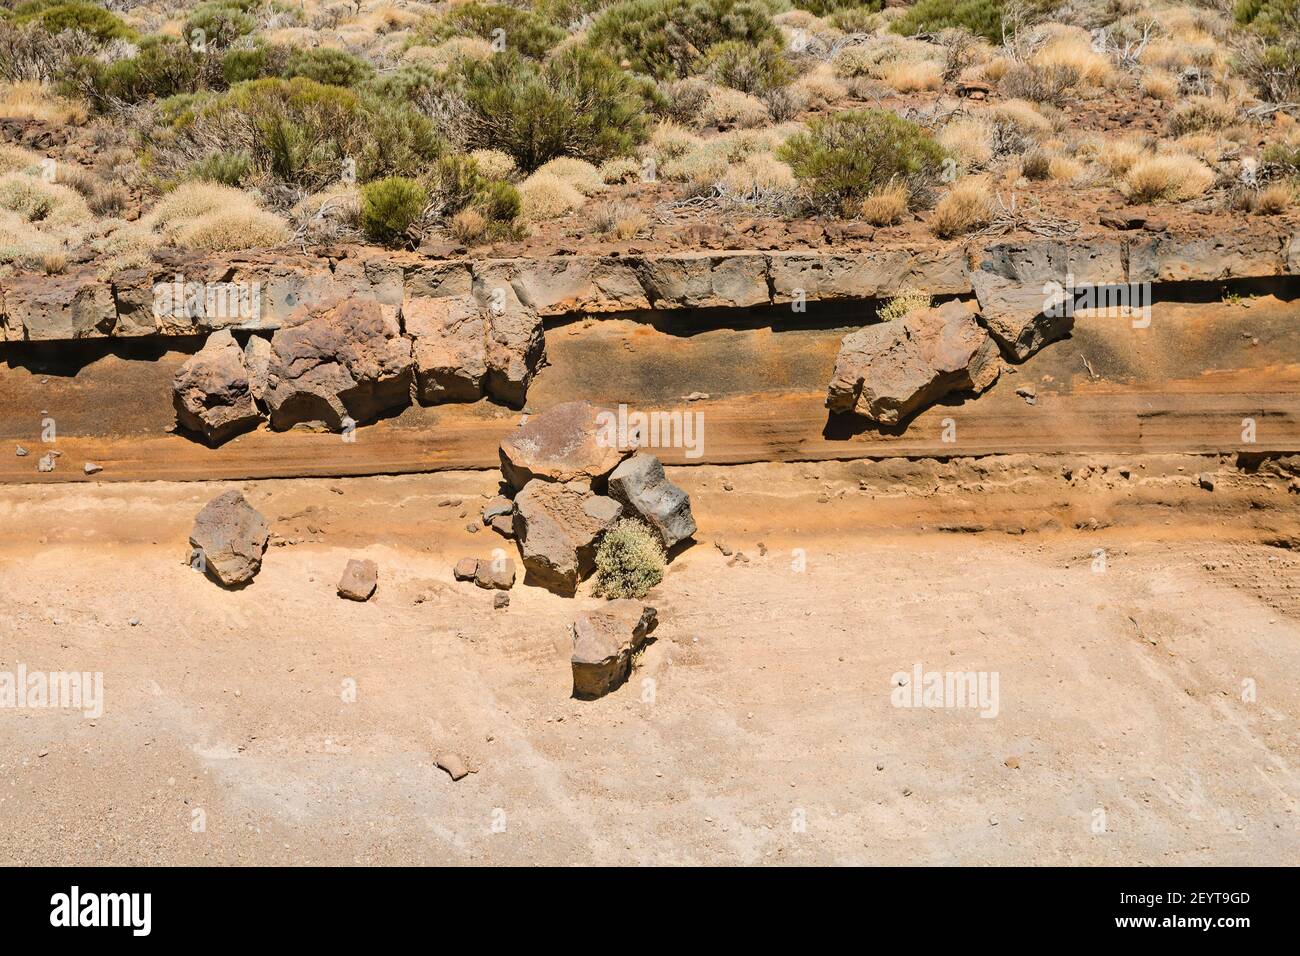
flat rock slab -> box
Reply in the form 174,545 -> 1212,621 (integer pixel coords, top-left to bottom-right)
189,490 -> 269,587
826,300 -> 1001,424
607,454 -> 696,550
337,558 -> 378,601
513,479 -> 622,595
571,600 -> 659,699
500,400 -> 632,491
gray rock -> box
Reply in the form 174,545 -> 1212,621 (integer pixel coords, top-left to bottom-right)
189,490 -> 269,587
265,298 -> 413,431
36,453 -> 54,473
826,300 -> 1001,423
513,479 -> 622,594
83,462 -> 103,475
15,445 -> 28,457
571,600 -> 658,699
337,558 -> 378,601
493,591 -> 510,609
606,454 -> 696,550
172,330 -> 264,445
481,495 -> 514,525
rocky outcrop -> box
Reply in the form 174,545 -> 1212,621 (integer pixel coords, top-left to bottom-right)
499,400 -> 632,491
476,278 -> 545,408
172,330 -> 265,445
512,479 -> 622,594
1,273 -> 114,341
264,298 -> 413,431
405,293 -> 488,404
606,454 -> 696,550
189,490 -> 269,587
827,300 -> 1001,423
571,600 -> 658,699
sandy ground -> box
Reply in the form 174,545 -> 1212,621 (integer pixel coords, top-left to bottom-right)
1,458 -> 1298,866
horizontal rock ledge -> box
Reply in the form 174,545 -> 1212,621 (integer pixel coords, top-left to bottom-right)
1,228 -> 1296,343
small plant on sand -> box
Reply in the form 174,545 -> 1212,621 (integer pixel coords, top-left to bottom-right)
360,176 -> 428,245
594,519 -> 667,599
877,289 -> 931,322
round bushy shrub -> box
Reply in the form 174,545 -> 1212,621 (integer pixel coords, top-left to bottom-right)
418,1 -> 565,59
360,176 -> 428,244
890,0 -> 1006,43
183,1 -> 257,50
283,48 -> 374,87
778,109 -> 947,216
704,38 -> 792,95
13,0 -> 135,42
594,519 -> 666,599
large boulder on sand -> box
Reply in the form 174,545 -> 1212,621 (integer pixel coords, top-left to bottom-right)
499,400 -> 632,492
172,330 -> 264,445
826,300 -> 1001,424
512,479 -> 622,594
264,298 -> 413,431
189,490 -> 269,587
571,600 -> 659,699
607,454 -> 696,550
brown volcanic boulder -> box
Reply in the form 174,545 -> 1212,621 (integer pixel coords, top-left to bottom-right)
826,300 -> 1001,424
189,490 -> 269,587
499,400 -> 632,492
172,330 -> 265,445
482,291 -> 545,408
337,558 -> 378,601
405,294 -> 488,404
571,601 -> 658,699
607,454 -> 696,550
264,298 -> 413,431
512,479 -> 622,594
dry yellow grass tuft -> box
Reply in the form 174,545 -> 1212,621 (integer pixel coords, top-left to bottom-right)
172,207 -> 290,251
0,144 -> 43,176
518,172 -> 585,221
791,62 -> 847,109
701,86 -> 770,129
1253,183 -> 1292,215
1140,69 -> 1178,101
1032,35 -> 1114,88
534,157 -> 606,197
937,117 -> 994,170
989,99 -> 1054,137
931,177 -> 994,238
599,157 -> 642,185
856,182 -> 910,226
449,207 -> 487,244
0,81 -> 87,124
1122,154 -> 1214,203
878,59 -> 943,93
469,149 -> 517,182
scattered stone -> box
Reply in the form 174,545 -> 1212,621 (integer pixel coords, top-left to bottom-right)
571,600 -> 658,699
129,616 -> 140,627
36,453 -> 55,473
189,490 -> 269,587
265,298 -> 413,431
490,514 -> 514,538
723,480 -> 734,492
172,329 -> 265,445
1015,384 -> 1037,405
1004,756 -> 1020,769
493,592 -> 510,609
243,335 -> 272,403
15,445 -> 27,457
474,556 -> 516,590
481,495 -> 514,525
436,752 -> 469,781
1198,473 -> 1215,491
453,557 -> 479,581
513,479 -> 622,594
466,523 -> 480,533
714,539 -> 733,557
405,294 -> 488,404
337,558 -> 378,601
499,400 -> 632,491
827,301 -> 1001,423
606,454 -> 697,550
683,391 -> 710,402
83,462 -> 103,475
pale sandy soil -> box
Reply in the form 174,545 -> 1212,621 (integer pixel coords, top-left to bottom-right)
0,460 -> 1298,865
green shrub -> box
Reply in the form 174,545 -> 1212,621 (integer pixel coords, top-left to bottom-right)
827,4 -> 883,32
222,44 -> 289,85
184,1 -> 257,50
431,154 -> 522,237
13,0 -> 135,42
704,38 -> 792,94
1235,0 -> 1300,39
187,150 -> 252,186
1264,139 -> 1300,175
360,176 -> 428,244
586,0 -> 782,79
594,519 -> 666,599
793,0 -> 876,15
778,108 -> 947,216
417,1 -> 565,58
360,63 -> 442,103
891,0 -> 1005,43
61,35 -> 201,107
283,47 -> 374,87
449,47 -> 655,171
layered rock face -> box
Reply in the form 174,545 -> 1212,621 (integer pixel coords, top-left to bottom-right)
264,298 -> 413,431
827,300 -> 1002,424
171,330 -> 263,445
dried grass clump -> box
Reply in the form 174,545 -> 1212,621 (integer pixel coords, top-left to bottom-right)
0,173 -> 90,227
533,157 -> 606,197
1167,96 -> 1237,137
599,156 -> 643,184
594,519 -> 665,600
877,288 -> 931,322
404,36 -> 495,67
790,62 -> 847,109
719,152 -> 797,205
0,81 -> 86,124
856,181 -> 910,225
449,207 -> 487,244
1253,183 -> 1292,215
937,116 -> 993,169
134,182 -> 290,251
0,144 -> 42,176
878,59 -> 943,92
648,122 -> 701,163
517,172 -> 585,221
469,149 -> 518,182
989,99 -> 1054,137
172,207 -> 290,251
1031,35 -> 1113,88
1122,154 -> 1214,203
701,86 -> 770,129
931,176 -> 993,238
593,201 -> 649,240
1140,69 -> 1178,101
